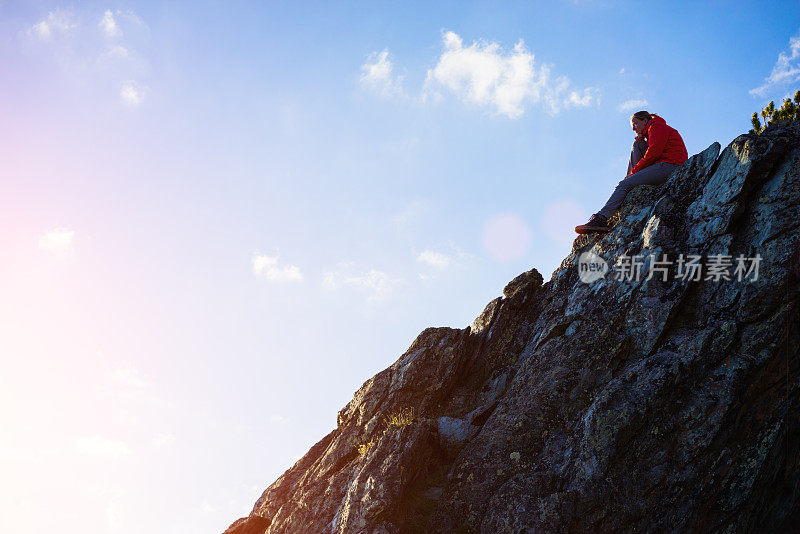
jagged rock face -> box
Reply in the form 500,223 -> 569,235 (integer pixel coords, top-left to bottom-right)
225,124 -> 800,534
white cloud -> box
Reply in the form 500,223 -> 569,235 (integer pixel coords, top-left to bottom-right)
424,31 -> 598,117
121,10 -> 148,30
619,67 -> 625,75
567,89 -> 597,107
617,98 -> 649,113
30,10 -> 75,40
99,10 -> 121,38
323,265 -> 402,302
75,436 -> 131,458
344,270 -> 399,302
481,213 -> 531,262
27,9 -> 150,103
751,31 -> 800,97
322,271 -> 338,289
417,250 -> 451,269
120,80 -> 148,106
38,227 -> 75,255
416,244 -> 476,278
100,45 -> 130,60
322,270 -> 343,290
360,49 -> 404,97
252,253 -> 303,282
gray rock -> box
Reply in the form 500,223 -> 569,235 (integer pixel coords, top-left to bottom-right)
225,123 -> 800,534
437,416 -> 480,453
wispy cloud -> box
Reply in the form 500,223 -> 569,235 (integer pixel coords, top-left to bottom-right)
114,10 -> 148,31
417,250 -> 451,269
344,270 -> 400,302
750,31 -> 800,97
99,10 -> 121,38
99,45 -> 130,61
322,261 -> 353,289
567,90 -> 594,107
29,10 -> 75,40
31,9 -> 143,41
423,31 -> 598,117
323,264 -> 402,302
75,436 -> 131,458
415,246 -> 475,277
617,98 -> 648,113
252,253 -> 303,282
38,227 -> 75,256
27,9 -> 150,104
120,80 -> 148,105
360,49 -> 404,97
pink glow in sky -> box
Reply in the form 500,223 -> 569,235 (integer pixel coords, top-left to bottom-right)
2,2 -> 797,533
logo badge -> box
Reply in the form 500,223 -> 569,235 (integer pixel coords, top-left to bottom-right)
578,251 -> 609,283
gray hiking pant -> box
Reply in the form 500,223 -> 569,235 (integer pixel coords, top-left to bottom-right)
597,139 -> 679,218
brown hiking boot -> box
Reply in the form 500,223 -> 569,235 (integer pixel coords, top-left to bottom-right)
575,213 -> 610,234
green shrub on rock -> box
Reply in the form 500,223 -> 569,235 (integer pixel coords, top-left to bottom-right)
750,89 -> 800,133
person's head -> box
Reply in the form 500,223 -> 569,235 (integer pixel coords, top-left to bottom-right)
630,110 -> 652,135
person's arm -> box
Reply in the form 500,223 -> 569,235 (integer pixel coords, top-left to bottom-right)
629,121 -> 668,175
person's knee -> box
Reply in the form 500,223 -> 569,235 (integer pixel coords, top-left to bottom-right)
631,140 -> 647,154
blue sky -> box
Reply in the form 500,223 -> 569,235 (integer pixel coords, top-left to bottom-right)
1,1 -> 799,532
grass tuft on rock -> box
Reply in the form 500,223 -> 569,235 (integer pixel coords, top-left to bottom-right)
383,407 -> 415,429
356,439 -> 374,456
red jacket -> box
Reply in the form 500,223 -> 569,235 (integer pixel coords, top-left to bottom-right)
629,115 -> 688,175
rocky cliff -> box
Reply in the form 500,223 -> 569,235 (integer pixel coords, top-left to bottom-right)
225,123 -> 800,533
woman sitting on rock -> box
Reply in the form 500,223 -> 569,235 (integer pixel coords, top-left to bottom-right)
575,111 -> 688,234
